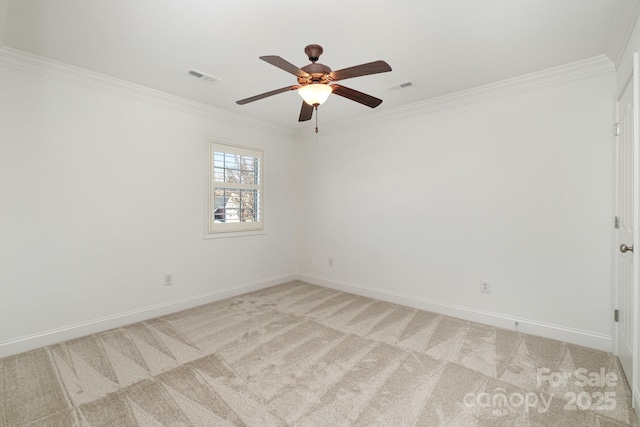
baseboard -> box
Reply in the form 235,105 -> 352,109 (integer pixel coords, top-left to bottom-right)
1,273 -> 613,358
298,274 -> 613,353
0,273 -> 297,358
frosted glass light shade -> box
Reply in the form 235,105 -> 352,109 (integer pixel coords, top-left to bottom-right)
298,83 -> 332,106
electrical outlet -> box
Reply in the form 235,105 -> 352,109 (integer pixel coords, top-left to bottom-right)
164,274 -> 173,286
480,281 -> 490,294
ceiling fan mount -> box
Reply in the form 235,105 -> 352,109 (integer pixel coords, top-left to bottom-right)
236,44 -> 392,127
304,44 -> 323,63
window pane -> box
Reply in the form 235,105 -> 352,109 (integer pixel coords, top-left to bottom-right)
254,160 -> 260,184
213,207 -> 225,222
213,187 -> 260,223
213,188 -> 226,222
240,189 -> 259,221
225,169 -> 241,183
214,152 -> 225,168
241,209 -> 255,222
240,189 -> 255,206
224,208 -> 240,222
241,171 -> 255,184
224,153 -> 240,170
213,151 -> 260,185
241,156 -> 254,171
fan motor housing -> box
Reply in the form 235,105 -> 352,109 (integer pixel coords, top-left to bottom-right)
299,63 -> 332,85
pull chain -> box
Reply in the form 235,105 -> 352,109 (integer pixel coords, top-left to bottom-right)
315,105 -> 319,133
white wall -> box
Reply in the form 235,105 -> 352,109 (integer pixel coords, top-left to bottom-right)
0,63 -> 298,355
0,48 -> 618,357
297,72 -> 616,349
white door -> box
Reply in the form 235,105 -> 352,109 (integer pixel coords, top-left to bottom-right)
615,53 -> 639,393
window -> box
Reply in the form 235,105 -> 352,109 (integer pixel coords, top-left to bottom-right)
208,141 -> 263,235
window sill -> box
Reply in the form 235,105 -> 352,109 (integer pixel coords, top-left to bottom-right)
203,230 -> 266,239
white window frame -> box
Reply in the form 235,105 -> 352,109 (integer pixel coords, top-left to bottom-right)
206,140 -> 264,236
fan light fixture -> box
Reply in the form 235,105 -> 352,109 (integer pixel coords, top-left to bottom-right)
236,44 -> 392,134
298,83 -> 332,106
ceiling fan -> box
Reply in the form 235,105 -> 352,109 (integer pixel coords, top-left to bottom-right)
236,44 -> 392,131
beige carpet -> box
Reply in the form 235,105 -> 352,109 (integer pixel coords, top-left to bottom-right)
1,281 -> 638,426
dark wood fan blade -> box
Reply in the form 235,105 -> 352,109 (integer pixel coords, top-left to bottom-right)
260,56 -> 310,78
298,101 -> 314,122
331,84 -> 383,108
330,60 -> 392,81
236,85 -> 300,105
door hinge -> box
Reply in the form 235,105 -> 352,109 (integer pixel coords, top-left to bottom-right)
615,216 -> 620,229
614,123 -> 620,136
614,309 -> 620,322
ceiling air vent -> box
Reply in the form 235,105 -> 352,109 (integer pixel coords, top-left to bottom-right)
388,81 -> 414,91
187,69 -> 220,84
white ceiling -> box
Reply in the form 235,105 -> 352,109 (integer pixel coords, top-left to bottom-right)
0,0 -> 638,131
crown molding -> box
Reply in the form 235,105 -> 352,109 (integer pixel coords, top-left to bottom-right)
311,54 -> 615,137
0,46 -> 294,139
606,0 -> 640,67
0,46 -> 616,142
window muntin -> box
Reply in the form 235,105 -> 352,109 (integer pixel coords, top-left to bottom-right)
209,142 -> 263,234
